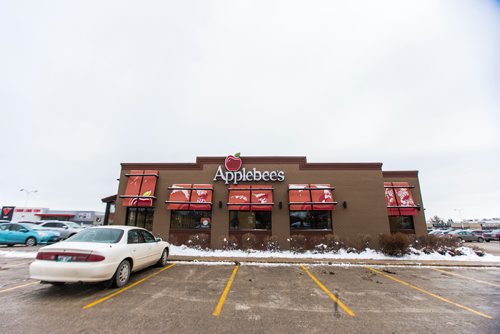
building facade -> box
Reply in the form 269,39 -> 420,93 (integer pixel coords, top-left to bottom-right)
113,156 -> 426,249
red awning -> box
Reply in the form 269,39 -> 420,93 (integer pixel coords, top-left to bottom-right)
228,185 -> 274,211
288,184 -> 336,211
120,170 -> 159,207
384,182 -> 418,216
166,184 -> 213,210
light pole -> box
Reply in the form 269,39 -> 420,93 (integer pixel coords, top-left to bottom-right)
20,189 -> 38,207
454,208 -> 464,229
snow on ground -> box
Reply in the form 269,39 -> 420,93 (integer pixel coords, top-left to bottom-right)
0,250 -> 37,258
1,246 -> 499,262
170,245 -> 500,262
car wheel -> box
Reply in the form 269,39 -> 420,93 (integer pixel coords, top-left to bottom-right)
478,237 -> 484,243
156,248 -> 169,267
25,237 -> 37,247
113,260 -> 131,288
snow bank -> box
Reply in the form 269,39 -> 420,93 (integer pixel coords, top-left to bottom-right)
0,246 -> 498,263
170,245 -> 500,262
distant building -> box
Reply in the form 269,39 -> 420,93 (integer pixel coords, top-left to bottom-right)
1,206 -> 104,226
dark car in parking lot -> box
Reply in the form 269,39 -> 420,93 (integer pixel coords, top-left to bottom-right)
483,229 -> 500,242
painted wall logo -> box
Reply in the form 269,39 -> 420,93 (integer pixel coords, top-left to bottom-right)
214,153 -> 285,184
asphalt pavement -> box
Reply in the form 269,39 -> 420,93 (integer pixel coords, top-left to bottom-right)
0,252 -> 499,334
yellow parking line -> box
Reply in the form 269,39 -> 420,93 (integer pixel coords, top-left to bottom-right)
365,266 -> 493,320
83,263 -> 176,309
433,268 -> 500,288
0,281 -> 39,293
300,265 -> 356,317
213,264 -> 239,317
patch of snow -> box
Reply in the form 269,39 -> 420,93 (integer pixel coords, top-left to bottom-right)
170,245 -> 500,262
0,250 -> 37,258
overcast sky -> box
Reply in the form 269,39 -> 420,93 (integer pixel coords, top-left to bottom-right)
0,0 -> 498,221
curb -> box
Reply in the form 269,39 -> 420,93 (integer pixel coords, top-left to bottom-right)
169,256 -> 500,268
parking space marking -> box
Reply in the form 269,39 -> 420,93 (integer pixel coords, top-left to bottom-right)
300,265 -> 356,317
83,263 -> 176,309
364,266 -> 493,319
0,281 -> 39,294
432,268 -> 500,288
212,264 -> 239,317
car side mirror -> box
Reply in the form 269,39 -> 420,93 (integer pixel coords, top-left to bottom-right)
64,226 -> 69,229
155,237 -> 162,242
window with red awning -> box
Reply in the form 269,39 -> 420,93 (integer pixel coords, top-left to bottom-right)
227,185 -> 274,211
384,182 -> 419,216
120,170 -> 159,207
288,184 -> 336,211
166,184 -> 213,211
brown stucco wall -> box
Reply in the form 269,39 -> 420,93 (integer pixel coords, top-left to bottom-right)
113,157 -> 425,249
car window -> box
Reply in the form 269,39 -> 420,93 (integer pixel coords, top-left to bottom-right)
56,223 -> 66,228
66,228 -> 124,243
43,222 -> 56,227
128,230 -> 145,244
140,230 -> 156,243
10,224 -> 25,232
0,224 -> 9,231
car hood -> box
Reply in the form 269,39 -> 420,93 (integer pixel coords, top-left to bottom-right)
39,242 -> 118,253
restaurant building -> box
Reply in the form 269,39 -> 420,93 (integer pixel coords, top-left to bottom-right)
112,155 -> 426,249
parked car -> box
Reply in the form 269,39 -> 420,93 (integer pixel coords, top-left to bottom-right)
39,221 -> 85,239
483,229 -> 500,242
0,223 -> 61,246
447,230 -> 485,242
470,230 -> 485,236
30,226 -> 170,288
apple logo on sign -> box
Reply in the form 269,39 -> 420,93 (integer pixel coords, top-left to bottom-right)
224,152 -> 242,171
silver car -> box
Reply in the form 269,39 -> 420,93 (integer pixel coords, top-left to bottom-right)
39,221 -> 84,239
448,230 -> 485,243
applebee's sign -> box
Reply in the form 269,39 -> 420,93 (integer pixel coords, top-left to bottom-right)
213,153 -> 285,184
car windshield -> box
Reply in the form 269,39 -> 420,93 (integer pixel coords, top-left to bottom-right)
67,222 -> 82,229
65,228 -> 123,243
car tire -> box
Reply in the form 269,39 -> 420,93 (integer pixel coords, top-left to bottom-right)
156,248 -> 169,267
478,237 -> 484,243
112,260 -> 131,288
25,237 -> 37,247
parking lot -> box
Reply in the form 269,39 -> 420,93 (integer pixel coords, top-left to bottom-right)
0,250 -> 499,334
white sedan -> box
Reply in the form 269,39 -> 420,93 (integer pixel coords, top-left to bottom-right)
30,226 -> 170,288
